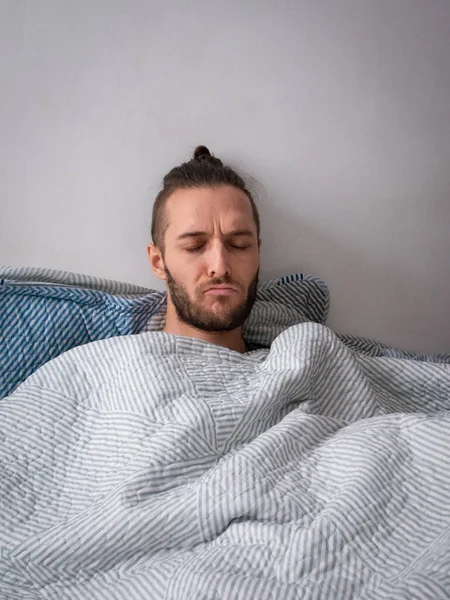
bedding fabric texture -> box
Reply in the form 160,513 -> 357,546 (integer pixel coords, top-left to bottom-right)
0,266 -> 330,401
1,322 -> 450,599
1,264 -> 449,404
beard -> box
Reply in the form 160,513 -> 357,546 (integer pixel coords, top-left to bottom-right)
164,266 -> 259,333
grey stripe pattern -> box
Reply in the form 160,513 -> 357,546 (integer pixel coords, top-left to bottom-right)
2,263 -> 446,365
0,265 -> 151,295
1,323 -> 449,598
336,332 -> 450,364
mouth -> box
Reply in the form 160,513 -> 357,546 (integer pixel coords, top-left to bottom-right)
204,285 -> 239,297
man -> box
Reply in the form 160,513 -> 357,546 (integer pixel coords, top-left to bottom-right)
2,149 -> 450,600
147,145 -> 261,354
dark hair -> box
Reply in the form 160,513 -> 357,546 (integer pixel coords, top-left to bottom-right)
151,146 -> 260,251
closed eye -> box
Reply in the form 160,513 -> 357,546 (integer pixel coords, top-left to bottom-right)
185,245 -> 205,253
184,243 -> 251,253
229,244 -> 250,250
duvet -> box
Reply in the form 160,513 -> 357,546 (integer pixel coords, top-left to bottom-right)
1,323 -> 449,599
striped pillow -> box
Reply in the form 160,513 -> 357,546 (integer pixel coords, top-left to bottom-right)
0,266 -> 329,400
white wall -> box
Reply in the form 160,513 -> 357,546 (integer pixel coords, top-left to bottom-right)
1,0 -> 449,354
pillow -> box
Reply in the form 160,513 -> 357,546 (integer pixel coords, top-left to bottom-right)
0,265 -> 329,400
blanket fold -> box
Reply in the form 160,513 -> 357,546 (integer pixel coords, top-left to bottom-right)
1,323 -> 449,599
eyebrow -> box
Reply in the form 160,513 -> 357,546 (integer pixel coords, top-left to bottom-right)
176,229 -> 255,241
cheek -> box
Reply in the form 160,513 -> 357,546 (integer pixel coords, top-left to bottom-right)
166,252 -> 199,280
175,260 -> 204,295
238,254 -> 259,278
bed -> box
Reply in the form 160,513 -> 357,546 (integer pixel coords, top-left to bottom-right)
1,265 -> 449,599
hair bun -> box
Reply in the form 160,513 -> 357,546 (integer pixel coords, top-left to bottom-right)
193,145 -> 224,167
193,145 -> 212,161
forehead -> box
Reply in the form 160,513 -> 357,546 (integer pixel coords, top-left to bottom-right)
164,185 -> 256,237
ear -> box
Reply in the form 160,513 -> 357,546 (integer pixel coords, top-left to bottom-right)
147,243 -> 167,281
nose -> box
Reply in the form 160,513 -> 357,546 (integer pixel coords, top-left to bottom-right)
207,242 -> 231,279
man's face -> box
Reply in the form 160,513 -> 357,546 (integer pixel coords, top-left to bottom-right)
152,185 -> 261,332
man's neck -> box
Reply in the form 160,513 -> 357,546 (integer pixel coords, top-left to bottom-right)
163,309 -> 247,354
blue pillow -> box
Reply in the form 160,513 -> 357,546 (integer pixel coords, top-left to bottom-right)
0,266 -> 329,400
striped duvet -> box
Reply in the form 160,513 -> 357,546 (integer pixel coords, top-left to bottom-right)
1,322 -> 450,599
